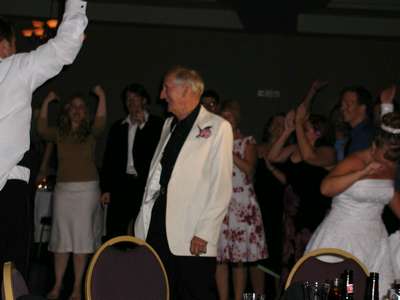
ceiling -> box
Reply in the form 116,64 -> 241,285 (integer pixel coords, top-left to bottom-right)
88,0 -> 233,9
1,0 -> 400,37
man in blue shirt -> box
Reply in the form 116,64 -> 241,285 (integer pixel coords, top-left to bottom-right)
340,86 -> 374,155
340,85 -> 400,234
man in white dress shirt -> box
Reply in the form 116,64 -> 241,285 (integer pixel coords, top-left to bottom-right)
100,83 -> 163,239
0,0 -> 87,281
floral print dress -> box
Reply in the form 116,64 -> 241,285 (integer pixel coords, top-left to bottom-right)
217,136 -> 268,263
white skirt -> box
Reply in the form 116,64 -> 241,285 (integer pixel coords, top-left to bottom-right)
48,181 -> 103,254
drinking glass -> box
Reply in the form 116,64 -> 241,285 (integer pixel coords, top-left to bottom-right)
303,281 -> 330,300
242,293 -> 266,300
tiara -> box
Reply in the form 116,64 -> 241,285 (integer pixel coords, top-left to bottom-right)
381,124 -> 400,134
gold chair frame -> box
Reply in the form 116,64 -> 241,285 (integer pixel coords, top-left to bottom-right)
3,262 -> 15,300
285,247 -> 369,289
85,235 -> 170,300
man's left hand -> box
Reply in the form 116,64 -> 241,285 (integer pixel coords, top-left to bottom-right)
190,236 -> 207,256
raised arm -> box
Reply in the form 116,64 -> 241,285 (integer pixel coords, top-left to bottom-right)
19,0 -> 88,92
380,85 -> 396,117
295,102 -> 336,168
267,110 -> 297,162
320,153 -> 382,197
302,80 -> 328,109
264,159 -> 287,184
233,137 -> 257,178
91,85 -> 107,137
37,91 -> 59,141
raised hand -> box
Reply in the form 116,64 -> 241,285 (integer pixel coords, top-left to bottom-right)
310,80 -> 328,93
92,85 -> 106,99
380,85 -> 397,104
303,80 -> 328,108
43,91 -> 59,105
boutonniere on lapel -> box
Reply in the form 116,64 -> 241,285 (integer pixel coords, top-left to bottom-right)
196,125 -> 212,139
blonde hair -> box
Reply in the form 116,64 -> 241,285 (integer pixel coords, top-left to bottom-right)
166,66 -> 204,95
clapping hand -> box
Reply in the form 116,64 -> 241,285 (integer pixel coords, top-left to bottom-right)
284,110 -> 296,133
363,161 -> 384,177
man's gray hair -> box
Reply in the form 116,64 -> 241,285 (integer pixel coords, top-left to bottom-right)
166,66 -> 205,95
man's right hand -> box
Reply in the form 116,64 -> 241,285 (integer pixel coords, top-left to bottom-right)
43,91 -> 59,105
100,192 -> 111,205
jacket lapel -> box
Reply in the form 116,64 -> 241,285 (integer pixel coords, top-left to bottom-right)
146,118 -> 173,180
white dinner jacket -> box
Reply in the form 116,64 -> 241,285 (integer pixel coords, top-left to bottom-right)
135,106 -> 233,256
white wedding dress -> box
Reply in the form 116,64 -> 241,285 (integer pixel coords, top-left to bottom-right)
305,179 -> 400,298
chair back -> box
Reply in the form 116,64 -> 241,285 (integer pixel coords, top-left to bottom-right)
285,248 -> 368,300
85,235 -> 169,300
2,262 -> 29,300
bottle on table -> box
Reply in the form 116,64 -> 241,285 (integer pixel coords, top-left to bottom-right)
342,269 -> 354,300
365,272 -> 379,300
329,278 -> 341,300
390,280 -> 400,300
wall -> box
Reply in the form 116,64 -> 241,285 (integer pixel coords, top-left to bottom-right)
14,20 -> 400,162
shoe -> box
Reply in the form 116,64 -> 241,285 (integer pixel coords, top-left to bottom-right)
46,286 -> 61,299
46,292 -> 59,300
68,293 -> 81,300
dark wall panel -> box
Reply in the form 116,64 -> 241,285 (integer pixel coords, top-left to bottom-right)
17,22 -> 399,163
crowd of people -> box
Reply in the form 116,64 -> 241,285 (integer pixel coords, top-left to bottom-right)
1,0 -> 400,300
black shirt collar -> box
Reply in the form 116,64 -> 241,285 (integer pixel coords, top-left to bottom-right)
170,104 -> 201,132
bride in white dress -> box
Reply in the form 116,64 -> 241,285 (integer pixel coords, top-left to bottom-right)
305,112 -> 400,298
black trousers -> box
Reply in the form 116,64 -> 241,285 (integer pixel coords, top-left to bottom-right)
105,174 -> 143,239
0,179 -> 31,285
146,193 -> 217,300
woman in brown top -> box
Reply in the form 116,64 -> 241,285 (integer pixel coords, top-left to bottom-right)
38,86 -> 106,300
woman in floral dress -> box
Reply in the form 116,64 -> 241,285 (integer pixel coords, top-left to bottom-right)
216,100 -> 268,300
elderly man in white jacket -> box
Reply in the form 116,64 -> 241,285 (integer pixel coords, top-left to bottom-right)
0,0 -> 87,285
135,66 -> 233,299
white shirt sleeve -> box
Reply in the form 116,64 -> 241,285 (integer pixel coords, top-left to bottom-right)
18,0 -> 88,91
381,103 -> 394,117
0,0 -> 88,191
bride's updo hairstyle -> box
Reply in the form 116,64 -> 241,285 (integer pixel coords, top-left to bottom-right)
374,112 -> 400,162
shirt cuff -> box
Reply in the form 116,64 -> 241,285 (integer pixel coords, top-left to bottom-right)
65,0 -> 87,14
381,103 -> 394,117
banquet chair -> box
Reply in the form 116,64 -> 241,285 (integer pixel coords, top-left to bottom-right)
85,235 -> 169,300
2,261 -> 29,300
285,248 -> 368,300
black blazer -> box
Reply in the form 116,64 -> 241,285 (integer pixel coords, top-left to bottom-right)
100,114 -> 163,194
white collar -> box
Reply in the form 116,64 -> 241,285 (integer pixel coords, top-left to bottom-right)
122,110 -> 149,126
